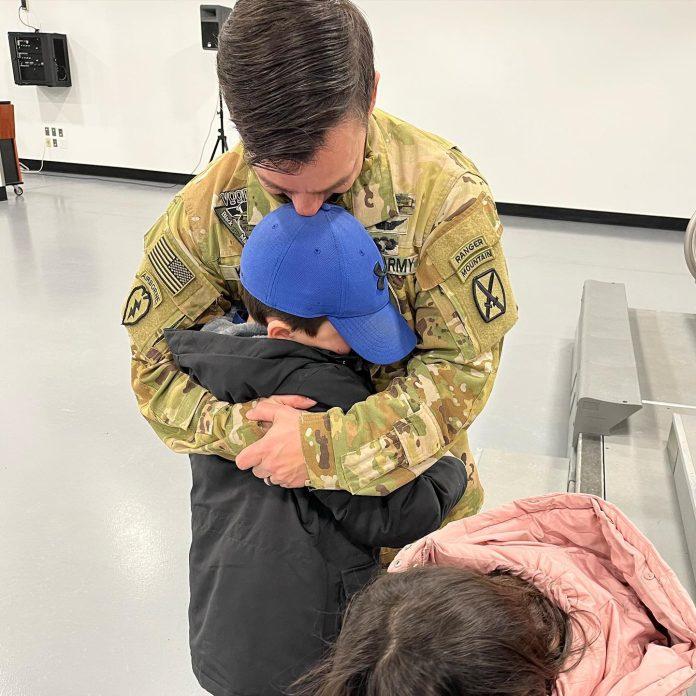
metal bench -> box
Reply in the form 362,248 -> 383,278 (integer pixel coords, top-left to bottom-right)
568,280 -> 642,496
669,414 -> 696,582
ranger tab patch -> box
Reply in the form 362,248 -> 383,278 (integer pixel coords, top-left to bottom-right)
450,235 -> 496,282
122,285 -> 151,326
472,269 -> 506,323
450,236 -> 487,270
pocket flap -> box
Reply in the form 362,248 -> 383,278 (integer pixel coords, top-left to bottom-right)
416,193 -> 502,291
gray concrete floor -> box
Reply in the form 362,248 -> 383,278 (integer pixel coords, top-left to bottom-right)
1,173 -> 694,695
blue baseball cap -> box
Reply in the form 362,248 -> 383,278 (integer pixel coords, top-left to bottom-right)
239,203 -> 417,365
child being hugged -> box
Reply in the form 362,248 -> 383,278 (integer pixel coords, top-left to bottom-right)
165,203 -> 469,696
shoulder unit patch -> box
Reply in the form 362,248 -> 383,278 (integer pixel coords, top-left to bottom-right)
122,285 -> 151,326
472,269 -> 506,323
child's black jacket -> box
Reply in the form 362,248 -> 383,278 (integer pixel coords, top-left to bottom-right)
165,327 -> 467,696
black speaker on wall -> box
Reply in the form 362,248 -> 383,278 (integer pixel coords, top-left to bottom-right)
200,5 -> 232,50
8,32 -> 71,87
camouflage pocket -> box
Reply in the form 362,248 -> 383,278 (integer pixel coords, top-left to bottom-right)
393,404 -> 444,468
149,380 -> 207,431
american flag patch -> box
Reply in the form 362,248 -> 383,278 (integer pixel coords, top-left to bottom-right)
147,237 -> 195,296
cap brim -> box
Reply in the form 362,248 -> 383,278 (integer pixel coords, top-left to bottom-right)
329,302 -> 418,365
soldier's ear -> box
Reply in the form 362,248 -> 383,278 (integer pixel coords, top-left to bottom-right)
267,319 -> 293,340
368,71 -> 380,116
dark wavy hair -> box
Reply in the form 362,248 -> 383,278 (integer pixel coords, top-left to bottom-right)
217,0 -> 375,170
293,566 -> 591,696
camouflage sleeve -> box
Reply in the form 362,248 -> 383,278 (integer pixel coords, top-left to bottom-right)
299,191 -> 517,495
123,196 -> 265,458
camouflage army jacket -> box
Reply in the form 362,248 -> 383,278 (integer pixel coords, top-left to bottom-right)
122,109 -> 517,495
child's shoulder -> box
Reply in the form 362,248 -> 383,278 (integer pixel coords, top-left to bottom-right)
281,358 -> 373,413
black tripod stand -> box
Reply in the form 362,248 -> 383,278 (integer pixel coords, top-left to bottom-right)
209,89 -> 229,162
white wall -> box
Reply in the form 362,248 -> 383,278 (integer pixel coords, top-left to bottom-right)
3,0 -> 227,175
359,0 -> 696,218
3,0 -> 695,217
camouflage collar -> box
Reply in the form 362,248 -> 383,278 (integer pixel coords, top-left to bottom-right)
244,111 -> 397,229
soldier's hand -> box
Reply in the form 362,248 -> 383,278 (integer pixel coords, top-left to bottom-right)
236,397 -> 315,488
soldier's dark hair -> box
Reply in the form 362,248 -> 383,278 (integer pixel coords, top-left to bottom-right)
217,0 -> 375,170
293,566 -> 591,696
240,284 -> 326,337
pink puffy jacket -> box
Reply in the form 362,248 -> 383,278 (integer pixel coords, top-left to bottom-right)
390,493 -> 696,695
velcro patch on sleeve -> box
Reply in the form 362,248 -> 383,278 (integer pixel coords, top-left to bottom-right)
417,192 -> 517,356
124,236 -> 222,355
417,193 -> 501,291
147,237 -> 195,296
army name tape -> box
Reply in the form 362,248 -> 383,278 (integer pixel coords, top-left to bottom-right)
384,254 -> 418,275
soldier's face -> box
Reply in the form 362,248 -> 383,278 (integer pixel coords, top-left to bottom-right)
252,118 -> 367,217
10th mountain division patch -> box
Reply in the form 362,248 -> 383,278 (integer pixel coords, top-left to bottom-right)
472,269 -> 506,323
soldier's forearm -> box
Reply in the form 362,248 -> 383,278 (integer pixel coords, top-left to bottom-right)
300,344 -> 500,495
131,352 -> 265,458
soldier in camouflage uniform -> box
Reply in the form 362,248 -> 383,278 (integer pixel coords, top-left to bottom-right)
122,0 -> 517,527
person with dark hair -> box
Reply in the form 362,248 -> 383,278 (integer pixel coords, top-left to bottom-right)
297,494 -> 696,696
122,0 -> 517,520
163,202 -> 469,695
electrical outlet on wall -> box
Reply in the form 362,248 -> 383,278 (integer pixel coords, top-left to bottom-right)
43,124 -> 68,150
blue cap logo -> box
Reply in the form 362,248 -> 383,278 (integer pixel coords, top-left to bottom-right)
373,261 -> 387,291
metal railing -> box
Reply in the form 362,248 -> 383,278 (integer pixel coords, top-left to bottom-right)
686,211 -> 696,281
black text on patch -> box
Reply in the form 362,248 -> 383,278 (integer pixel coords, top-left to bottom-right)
385,255 -> 418,275
450,236 -> 488,271
218,188 -> 247,209
139,271 -> 162,308
457,248 -> 495,281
